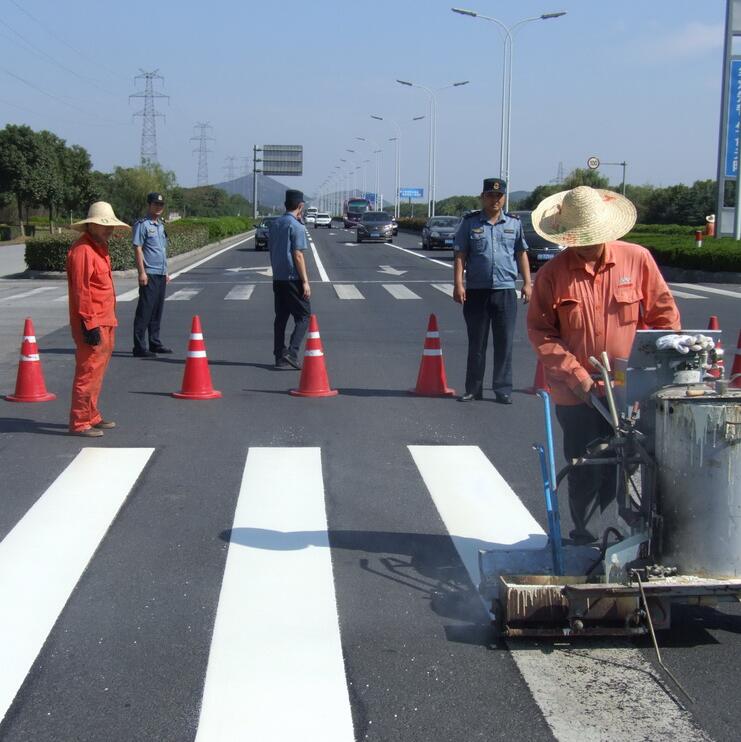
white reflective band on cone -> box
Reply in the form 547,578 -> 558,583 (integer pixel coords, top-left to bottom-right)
423,349 -> 443,356
188,350 -> 207,358
21,354 -> 40,361
307,332 -> 321,339
23,336 -> 36,343
426,331 -> 440,338
190,333 -> 204,340
305,350 -> 324,357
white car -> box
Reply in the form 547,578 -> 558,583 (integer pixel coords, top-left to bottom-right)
314,212 -> 332,228
304,213 -> 316,224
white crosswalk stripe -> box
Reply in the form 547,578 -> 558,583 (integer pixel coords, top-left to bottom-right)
669,288 -> 705,299
333,283 -> 365,299
0,447 -> 154,725
670,282 -> 741,300
166,288 -> 202,301
382,283 -> 421,300
0,286 -> 59,302
196,448 -> 354,742
431,283 -> 454,297
224,284 -> 255,300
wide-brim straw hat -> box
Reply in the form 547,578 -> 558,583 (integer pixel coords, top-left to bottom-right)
71,201 -> 130,233
531,186 -> 637,247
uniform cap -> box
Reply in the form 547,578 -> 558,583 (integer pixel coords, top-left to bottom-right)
482,178 -> 507,194
147,192 -> 165,204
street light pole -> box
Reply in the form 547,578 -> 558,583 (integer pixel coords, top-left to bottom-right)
452,8 -> 566,210
397,80 -> 469,217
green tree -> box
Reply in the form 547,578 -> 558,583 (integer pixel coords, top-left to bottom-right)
106,164 -> 176,224
562,168 -> 610,189
61,144 -> 96,223
434,195 -> 480,216
0,124 -> 48,236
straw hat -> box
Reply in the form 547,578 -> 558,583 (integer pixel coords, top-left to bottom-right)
531,186 -> 637,247
71,201 -> 130,232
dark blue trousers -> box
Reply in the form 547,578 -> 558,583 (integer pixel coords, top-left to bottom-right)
273,280 -> 311,361
463,288 -> 517,396
133,274 -> 167,353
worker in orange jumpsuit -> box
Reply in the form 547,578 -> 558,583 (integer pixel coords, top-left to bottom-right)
527,186 -> 680,544
67,202 -> 130,437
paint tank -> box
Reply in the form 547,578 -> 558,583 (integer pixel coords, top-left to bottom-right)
654,389 -> 741,578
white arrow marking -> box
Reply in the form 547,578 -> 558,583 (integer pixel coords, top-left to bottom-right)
378,265 -> 407,276
226,266 -> 273,277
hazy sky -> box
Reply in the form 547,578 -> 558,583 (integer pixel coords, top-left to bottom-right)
0,0 -> 728,200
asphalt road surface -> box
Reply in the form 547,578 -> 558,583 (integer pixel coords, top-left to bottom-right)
0,226 -> 740,742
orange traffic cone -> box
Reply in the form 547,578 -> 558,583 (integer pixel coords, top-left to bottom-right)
731,330 -> 741,389
172,316 -> 222,399
290,315 -> 338,398
706,316 -> 723,379
409,314 -> 455,397
524,360 -> 550,395
707,315 -> 720,331
5,318 -> 56,403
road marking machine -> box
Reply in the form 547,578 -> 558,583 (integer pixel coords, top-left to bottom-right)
479,329 -> 741,675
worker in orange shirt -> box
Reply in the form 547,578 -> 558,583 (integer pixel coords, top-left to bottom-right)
67,202 -> 129,437
526,186 -> 680,544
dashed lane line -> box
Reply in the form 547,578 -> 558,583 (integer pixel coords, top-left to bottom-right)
306,233 -> 331,283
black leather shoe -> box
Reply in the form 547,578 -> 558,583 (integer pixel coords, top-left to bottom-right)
458,392 -> 482,402
495,393 -> 513,405
274,357 -> 291,369
133,349 -> 156,358
150,345 -> 173,354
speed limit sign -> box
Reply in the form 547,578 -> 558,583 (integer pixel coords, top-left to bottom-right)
587,156 -> 600,170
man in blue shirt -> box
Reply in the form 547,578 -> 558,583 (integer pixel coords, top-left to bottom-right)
132,192 -> 171,358
453,178 -> 532,403
268,189 -> 311,369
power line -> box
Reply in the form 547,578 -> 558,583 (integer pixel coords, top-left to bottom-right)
8,0 -> 127,82
129,69 -> 168,165
191,123 -> 215,186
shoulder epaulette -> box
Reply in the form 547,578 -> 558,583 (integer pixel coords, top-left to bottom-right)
462,209 -> 481,219
505,212 -> 520,219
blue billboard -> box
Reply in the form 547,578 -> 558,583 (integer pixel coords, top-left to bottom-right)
725,59 -> 741,178
399,187 -> 424,199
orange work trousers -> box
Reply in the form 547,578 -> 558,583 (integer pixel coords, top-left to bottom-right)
69,325 -> 115,432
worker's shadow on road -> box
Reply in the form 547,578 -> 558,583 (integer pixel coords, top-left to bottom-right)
222,526 -> 544,649
0,417 -> 69,435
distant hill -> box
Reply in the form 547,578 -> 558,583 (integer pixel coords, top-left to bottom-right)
214,174 -> 292,212
508,190 -> 531,208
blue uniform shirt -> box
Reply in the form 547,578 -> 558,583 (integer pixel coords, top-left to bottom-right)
132,217 -> 168,275
454,210 -> 527,289
269,213 -> 307,281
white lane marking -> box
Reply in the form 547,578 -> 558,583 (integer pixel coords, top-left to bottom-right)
378,265 -> 407,276
670,282 -> 741,299
0,286 -> 58,301
116,287 -> 139,302
54,292 -> 70,302
409,445 -> 708,742
333,284 -> 365,300
166,288 -> 202,301
431,283 -> 454,297
308,237 -> 331,283
383,283 -> 421,300
169,234 -> 254,280
670,288 -> 705,299
195,448 -> 354,742
383,242 -> 451,268
0,448 -> 154,725
224,284 -> 255,300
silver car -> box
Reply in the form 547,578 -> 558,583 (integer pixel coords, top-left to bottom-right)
421,216 -> 461,250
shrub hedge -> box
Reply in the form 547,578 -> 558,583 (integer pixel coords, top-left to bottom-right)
396,217 -> 427,233
625,230 -> 741,272
24,216 -> 252,272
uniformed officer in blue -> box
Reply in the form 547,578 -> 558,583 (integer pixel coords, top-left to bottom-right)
132,192 -> 172,358
268,189 -> 311,369
453,178 -> 532,403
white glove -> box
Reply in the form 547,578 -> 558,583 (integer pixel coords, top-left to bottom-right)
656,334 -> 693,354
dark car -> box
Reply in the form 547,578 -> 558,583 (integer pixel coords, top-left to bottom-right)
356,211 -> 394,243
255,216 -> 278,251
511,210 -> 566,270
421,216 -> 460,250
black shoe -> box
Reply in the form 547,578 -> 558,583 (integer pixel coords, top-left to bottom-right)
458,392 -> 482,402
274,357 -> 291,369
495,393 -> 513,405
150,345 -> 173,354
133,349 -> 156,358
283,353 -> 302,370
